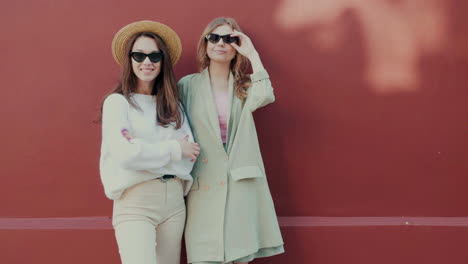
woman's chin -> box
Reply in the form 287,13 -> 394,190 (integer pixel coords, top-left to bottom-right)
137,75 -> 157,83
209,55 -> 234,64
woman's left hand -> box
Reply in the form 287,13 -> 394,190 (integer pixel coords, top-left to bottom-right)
230,30 -> 258,59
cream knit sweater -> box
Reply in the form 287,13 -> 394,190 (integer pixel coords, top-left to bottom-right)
100,93 -> 194,200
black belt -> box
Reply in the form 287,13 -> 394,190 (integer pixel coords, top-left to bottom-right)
160,174 -> 176,182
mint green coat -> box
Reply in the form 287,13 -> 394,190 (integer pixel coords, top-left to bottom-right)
178,68 -> 284,263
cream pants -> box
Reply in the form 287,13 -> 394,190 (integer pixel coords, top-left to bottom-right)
112,178 -> 186,264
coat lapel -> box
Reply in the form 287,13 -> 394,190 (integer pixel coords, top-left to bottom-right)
196,68 -> 225,152
225,72 -> 234,152
226,76 -> 243,155
195,68 -> 243,155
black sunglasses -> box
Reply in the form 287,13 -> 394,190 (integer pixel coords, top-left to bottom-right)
205,33 -> 239,44
130,52 -> 163,63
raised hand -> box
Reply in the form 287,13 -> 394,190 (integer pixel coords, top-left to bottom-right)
230,30 -> 264,72
229,30 -> 258,59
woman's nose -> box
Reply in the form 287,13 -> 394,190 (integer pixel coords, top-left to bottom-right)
143,56 -> 152,64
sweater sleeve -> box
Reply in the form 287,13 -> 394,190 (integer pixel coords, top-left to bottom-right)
146,115 -> 196,176
245,69 -> 275,112
101,94 -> 182,170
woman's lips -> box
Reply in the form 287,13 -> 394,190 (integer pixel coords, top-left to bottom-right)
140,68 -> 154,75
140,68 -> 154,74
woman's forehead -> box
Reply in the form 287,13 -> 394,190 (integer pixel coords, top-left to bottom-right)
212,24 -> 234,35
132,36 -> 159,51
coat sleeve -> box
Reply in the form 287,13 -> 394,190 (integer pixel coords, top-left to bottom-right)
102,94 -> 182,170
245,69 -> 275,112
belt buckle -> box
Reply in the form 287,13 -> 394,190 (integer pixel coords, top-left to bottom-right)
160,175 -> 174,182
160,176 -> 170,182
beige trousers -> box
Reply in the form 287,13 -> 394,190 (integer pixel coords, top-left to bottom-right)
112,178 -> 186,264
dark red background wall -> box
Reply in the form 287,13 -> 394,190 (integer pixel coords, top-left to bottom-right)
1,0 -> 467,263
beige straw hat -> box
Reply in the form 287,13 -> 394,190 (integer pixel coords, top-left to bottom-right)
111,20 -> 182,65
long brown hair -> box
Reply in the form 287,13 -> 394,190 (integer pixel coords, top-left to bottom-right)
100,32 -> 182,128
197,17 -> 251,100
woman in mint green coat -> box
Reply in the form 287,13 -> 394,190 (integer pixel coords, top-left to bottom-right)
178,17 -> 284,264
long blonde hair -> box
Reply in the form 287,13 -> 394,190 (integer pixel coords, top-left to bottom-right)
197,17 -> 251,100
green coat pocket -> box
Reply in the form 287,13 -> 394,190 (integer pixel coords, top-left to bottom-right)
230,166 -> 263,181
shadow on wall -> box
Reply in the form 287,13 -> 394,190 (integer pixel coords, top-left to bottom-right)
274,0 -> 448,95
255,0 -> 468,218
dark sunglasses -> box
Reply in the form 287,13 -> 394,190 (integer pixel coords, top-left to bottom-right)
205,33 -> 239,44
130,52 -> 163,63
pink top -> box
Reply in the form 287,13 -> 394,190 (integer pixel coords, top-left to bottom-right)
213,89 -> 229,144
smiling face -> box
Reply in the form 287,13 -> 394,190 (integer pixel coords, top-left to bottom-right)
206,24 -> 237,64
131,36 -> 161,84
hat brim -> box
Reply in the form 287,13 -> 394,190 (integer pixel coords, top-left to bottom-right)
111,20 -> 182,66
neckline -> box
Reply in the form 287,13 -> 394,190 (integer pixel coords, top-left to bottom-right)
131,93 -> 155,103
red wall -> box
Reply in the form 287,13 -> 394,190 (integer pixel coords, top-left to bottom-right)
1,0 -> 468,263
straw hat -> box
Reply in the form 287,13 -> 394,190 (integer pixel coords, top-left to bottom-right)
111,20 -> 182,66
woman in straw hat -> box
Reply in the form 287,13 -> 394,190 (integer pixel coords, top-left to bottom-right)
178,17 -> 284,264
99,20 -> 199,264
